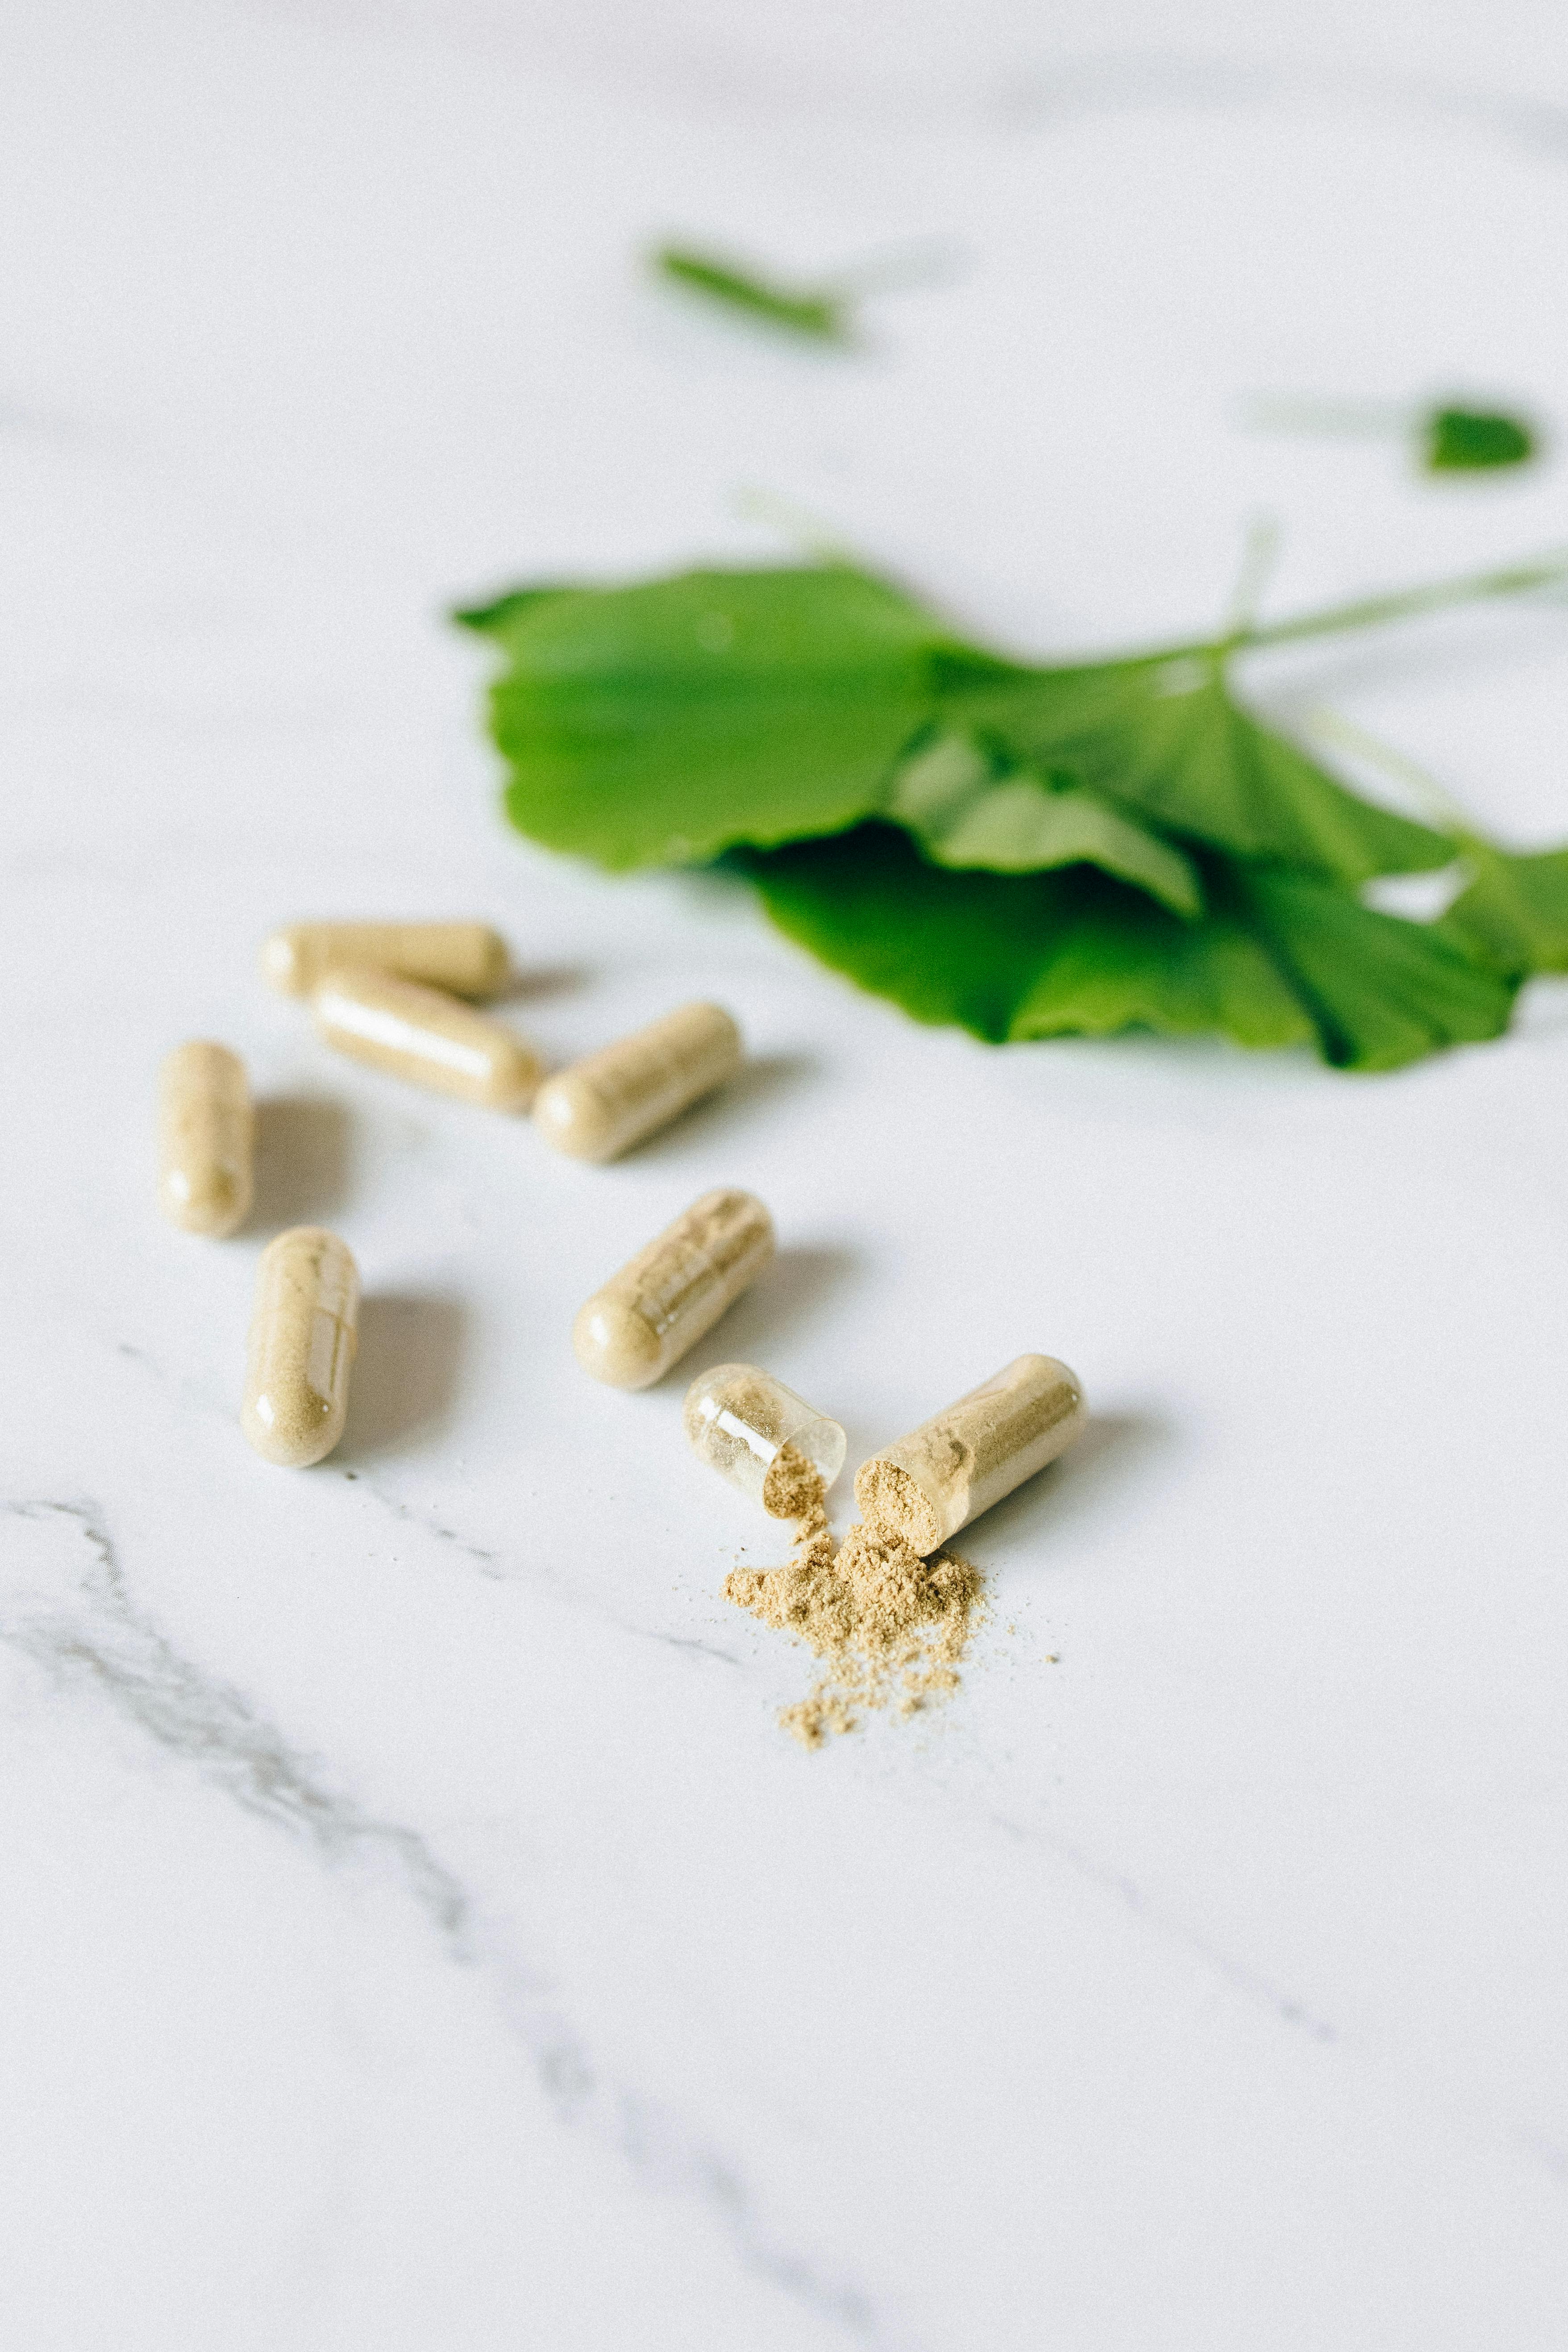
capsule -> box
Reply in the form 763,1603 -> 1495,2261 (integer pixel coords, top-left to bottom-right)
242,1226 -> 359,1466
854,1353 -> 1085,1555
158,1040 -> 254,1236
262,921 -> 509,999
533,1002 -> 742,1163
684,1362 -> 845,1512
312,966 -> 543,1111
574,1189 -> 774,1390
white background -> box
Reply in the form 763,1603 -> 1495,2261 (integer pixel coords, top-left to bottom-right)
3,3 -> 1567,2345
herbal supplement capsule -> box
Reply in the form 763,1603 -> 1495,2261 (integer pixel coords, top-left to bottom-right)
683,1362 -> 845,1512
532,1001 -> 742,1163
157,1040 -> 254,1236
574,1189 -> 774,1390
855,1353 -> 1085,1555
312,966 -> 543,1111
242,1226 -> 359,1467
262,921 -> 509,999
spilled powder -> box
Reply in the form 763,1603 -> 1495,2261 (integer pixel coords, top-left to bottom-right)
723,1445 -> 984,1748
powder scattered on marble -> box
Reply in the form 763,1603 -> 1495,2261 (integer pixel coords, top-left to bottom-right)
722,1445 -> 984,1748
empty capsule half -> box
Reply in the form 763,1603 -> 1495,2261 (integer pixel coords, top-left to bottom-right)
158,1040 -> 254,1236
533,1001 -> 742,1162
573,1189 -> 774,1390
262,921 -> 509,999
242,1226 -> 359,1467
313,966 -> 543,1111
683,1363 -> 845,1513
854,1353 -> 1085,1555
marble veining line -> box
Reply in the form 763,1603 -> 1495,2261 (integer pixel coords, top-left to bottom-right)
108,1337 -> 744,1672
347,1466 -> 746,1671
346,1447 -> 1568,2191
986,1807 -> 1339,2044
0,1499 -> 905,2348
986,1803 -> 1568,2195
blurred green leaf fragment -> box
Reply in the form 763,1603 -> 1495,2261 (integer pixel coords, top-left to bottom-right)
1248,393 -> 1541,474
653,246 -> 848,340
1422,407 -> 1536,471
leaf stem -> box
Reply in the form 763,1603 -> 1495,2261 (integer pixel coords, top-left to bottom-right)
1242,393 -> 1411,439
1232,548 -> 1568,653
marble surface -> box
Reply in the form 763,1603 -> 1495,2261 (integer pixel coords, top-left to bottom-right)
5,3 -> 1568,2344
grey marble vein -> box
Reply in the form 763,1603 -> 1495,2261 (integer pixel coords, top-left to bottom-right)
2,1499 -> 473,1943
0,1497 -> 901,2347
346,1465 -> 744,1669
986,1804 -> 1337,2044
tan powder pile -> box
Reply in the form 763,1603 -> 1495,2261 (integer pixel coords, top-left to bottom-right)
723,1445 -> 984,1748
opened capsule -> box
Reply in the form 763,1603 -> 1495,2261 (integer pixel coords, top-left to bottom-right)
855,1353 -> 1085,1554
683,1363 -> 845,1512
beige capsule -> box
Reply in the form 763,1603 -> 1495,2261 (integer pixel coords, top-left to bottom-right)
262,921 -> 509,1000
574,1188 -> 775,1390
158,1041 -> 254,1236
533,1001 -> 742,1163
854,1353 -> 1086,1555
312,966 -> 543,1111
242,1226 -> 359,1467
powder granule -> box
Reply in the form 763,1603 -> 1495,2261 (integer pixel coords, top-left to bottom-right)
723,1445 -> 984,1747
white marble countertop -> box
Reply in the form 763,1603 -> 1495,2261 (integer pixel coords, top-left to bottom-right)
5,4 -> 1568,2344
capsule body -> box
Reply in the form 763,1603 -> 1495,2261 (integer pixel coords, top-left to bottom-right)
684,1362 -> 845,1513
312,966 -> 543,1111
533,1002 -> 742,1162
262,921 -> 509,1000
242,1227 -> 359,1467
158,1041 -> 254,1236
855,1353 -> 1085,1554
574,1189 -> 774,1390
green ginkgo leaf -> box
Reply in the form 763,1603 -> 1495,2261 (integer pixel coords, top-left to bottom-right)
885,732 -> 1204,915
1236,866 -> 1517,1070
457,565 -> 957,869
947,649 -> 1451,883
461,561 -> 1453,886
740,826 -> 1516,1068
459,549 -> 1566,1071
738,824 -> 1310,1050
1439,841 -> 1568,976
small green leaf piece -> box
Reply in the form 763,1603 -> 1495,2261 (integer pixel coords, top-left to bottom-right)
465,566 -> 957,869
1441,841 -> 1568,974
1423,408 -> 1537,472
453,585 -> 575,634
1237,866 -> 1518,1070
739,824 -> 1310,1050
948,654 -> 1453,883
886,732 -> 1204,914
653,247 -> 847,341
